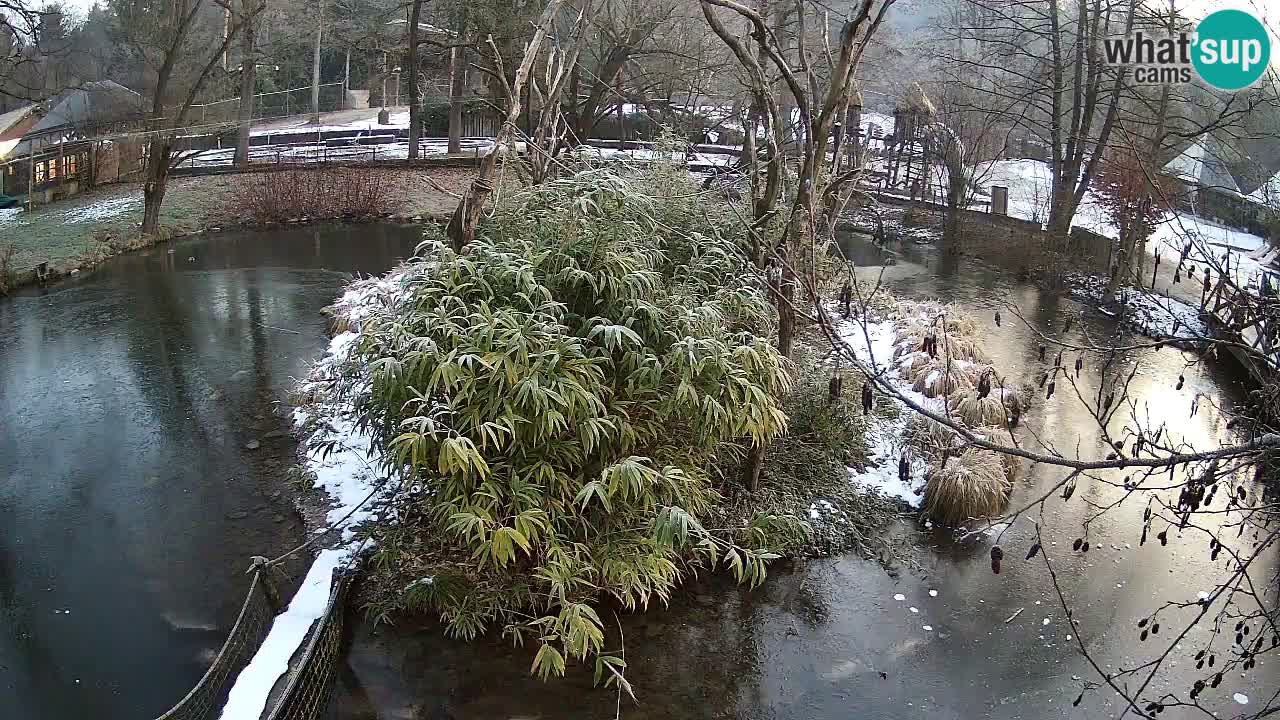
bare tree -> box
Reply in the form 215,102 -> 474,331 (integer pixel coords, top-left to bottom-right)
445,0 -> 570,250
109,0 -> 263,234
233,0 -> 264,166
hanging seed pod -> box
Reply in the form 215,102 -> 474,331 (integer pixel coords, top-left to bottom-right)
1151,622 -> 1159,634
1140,525 -> 1149,545
1237,485 -> 1247,501
1176,375 -> 1185,391
1038,344 -> 1047,361
1025,543 -> 1041,560
1141,629 -> 1149,641
990,545 -> 1004,575
1081,541 -> 1090,552
1073,692 -> 1083,707
1073,537 -> 1083,551
1046,380 -> 1056,399
1211,671 -> 1222,687
1138,618 -> 1149,628
1209,654 -> 1216,668
994,310 -> 1002,327
1158,530 -> 1168,546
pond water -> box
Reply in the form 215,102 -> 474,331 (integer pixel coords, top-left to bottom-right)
332,234 -> 1278,719
0,224 -> 421,720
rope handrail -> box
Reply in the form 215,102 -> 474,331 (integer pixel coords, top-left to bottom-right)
153,569 -> 277,720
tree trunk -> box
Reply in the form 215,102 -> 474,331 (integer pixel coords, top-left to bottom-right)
142,137 -> 171,236
407,0 -> 424,160
446,0 -> 564,251
742,443 -> 765,491
777,256 -> 796,356
446,8 -> 467,154
234,0 -> 257,167
310,9 -> 322,123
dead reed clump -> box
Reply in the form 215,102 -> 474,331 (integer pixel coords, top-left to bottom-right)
906,415 -> 958,458
225,167 -> 392,225
925,448 -> 1012,525
906,358 -> 981,398
951,391 -> 1010,427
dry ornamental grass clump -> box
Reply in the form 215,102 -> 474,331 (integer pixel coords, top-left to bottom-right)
882,300 -> 1026,525
924,448 -> 1012,526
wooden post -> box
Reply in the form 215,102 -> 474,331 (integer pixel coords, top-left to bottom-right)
27,143 -> 34,209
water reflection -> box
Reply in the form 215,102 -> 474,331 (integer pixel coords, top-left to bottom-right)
0,223 -> 420,720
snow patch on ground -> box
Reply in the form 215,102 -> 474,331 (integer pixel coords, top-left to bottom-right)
1068,273 -> 1209,339
834,311 -> 931,507
217,550 -> 344,720
60,196 -> 142,224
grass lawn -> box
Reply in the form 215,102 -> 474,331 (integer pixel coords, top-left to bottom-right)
0,168 -> 472,277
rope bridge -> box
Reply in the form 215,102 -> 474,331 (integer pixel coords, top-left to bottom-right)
153,563 -> 354,720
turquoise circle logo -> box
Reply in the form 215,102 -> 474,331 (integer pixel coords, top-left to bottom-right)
1193,9 -> 1270,91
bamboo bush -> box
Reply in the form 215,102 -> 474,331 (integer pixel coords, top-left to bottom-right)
338,167 -> 806,681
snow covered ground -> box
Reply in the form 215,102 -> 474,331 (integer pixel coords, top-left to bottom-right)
573,145 -> 737,168
833,308 -> 930,507
218,274 -> 410,719
963,158 -> 1277,310
251,111 -> 412,137
0,194 -> 141,227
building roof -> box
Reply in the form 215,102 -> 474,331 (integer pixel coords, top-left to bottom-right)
1162,138 -> 1242,196
0,105 -> 38,161
13,81 -> 144,156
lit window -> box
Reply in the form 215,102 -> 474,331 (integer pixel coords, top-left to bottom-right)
48,161 -> 58,180
34,162 -> 45,183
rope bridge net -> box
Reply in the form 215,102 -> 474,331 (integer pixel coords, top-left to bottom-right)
153,564 -> 355,720
155,570 -> 277,720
